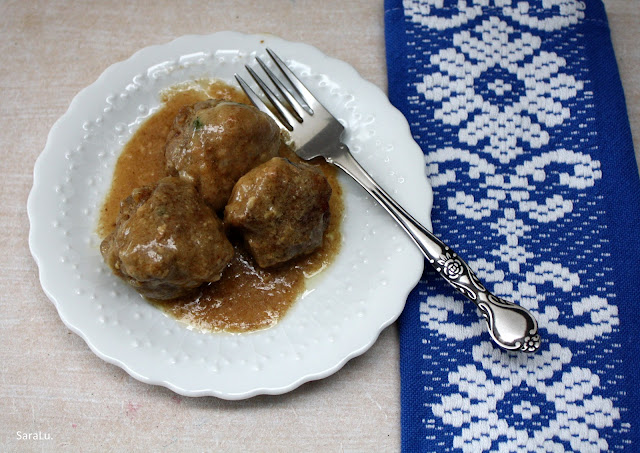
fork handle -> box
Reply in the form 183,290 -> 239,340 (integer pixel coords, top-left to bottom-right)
329,144 -> 540,353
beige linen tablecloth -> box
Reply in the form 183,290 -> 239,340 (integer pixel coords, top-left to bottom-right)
1,1 -> 637,451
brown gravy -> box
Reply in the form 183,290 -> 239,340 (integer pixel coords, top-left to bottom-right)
98,80 -> 343,333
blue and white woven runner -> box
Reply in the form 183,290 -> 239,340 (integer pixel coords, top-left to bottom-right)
384,1 -> 640,451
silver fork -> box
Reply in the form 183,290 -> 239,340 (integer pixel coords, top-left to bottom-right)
236,49 -> 540,353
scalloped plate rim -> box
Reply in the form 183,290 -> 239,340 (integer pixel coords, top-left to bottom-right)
27,31 -> 433,399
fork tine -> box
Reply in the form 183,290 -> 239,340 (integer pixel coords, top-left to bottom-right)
266,48 -> 321,114
256,57 -> 305,121
234,73 -> 290,131
245,65 -> 298,131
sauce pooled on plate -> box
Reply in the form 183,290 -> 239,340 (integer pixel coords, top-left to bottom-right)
98,80 -> 343,332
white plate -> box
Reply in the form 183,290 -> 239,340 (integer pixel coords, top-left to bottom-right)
27,32 -> 432,399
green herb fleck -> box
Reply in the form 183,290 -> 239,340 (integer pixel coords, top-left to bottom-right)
192,117 -> 203,130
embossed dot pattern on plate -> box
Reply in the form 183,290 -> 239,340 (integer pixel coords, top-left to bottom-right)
27,32 -> 432,399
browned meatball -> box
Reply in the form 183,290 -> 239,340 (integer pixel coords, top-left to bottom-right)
100,177 -> 234,300
224,157 -> 332,268
164,99 -> 281,212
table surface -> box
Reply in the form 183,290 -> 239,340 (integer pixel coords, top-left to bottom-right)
1,1 -> 637,451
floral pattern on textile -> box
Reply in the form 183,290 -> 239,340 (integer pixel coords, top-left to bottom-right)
416,16 -> 583,164
399,0 -> 625,450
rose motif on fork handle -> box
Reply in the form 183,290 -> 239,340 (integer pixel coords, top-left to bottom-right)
437,252 -> 465,280
434,250 -> 487,300
427,244 -> 538,352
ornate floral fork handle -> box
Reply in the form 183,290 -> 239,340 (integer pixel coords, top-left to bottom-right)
333,147 -> 541,353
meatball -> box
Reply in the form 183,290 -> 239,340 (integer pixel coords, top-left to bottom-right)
164,99 -> 281,212
224,157 -> 332,268
100,177 -> 234,300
